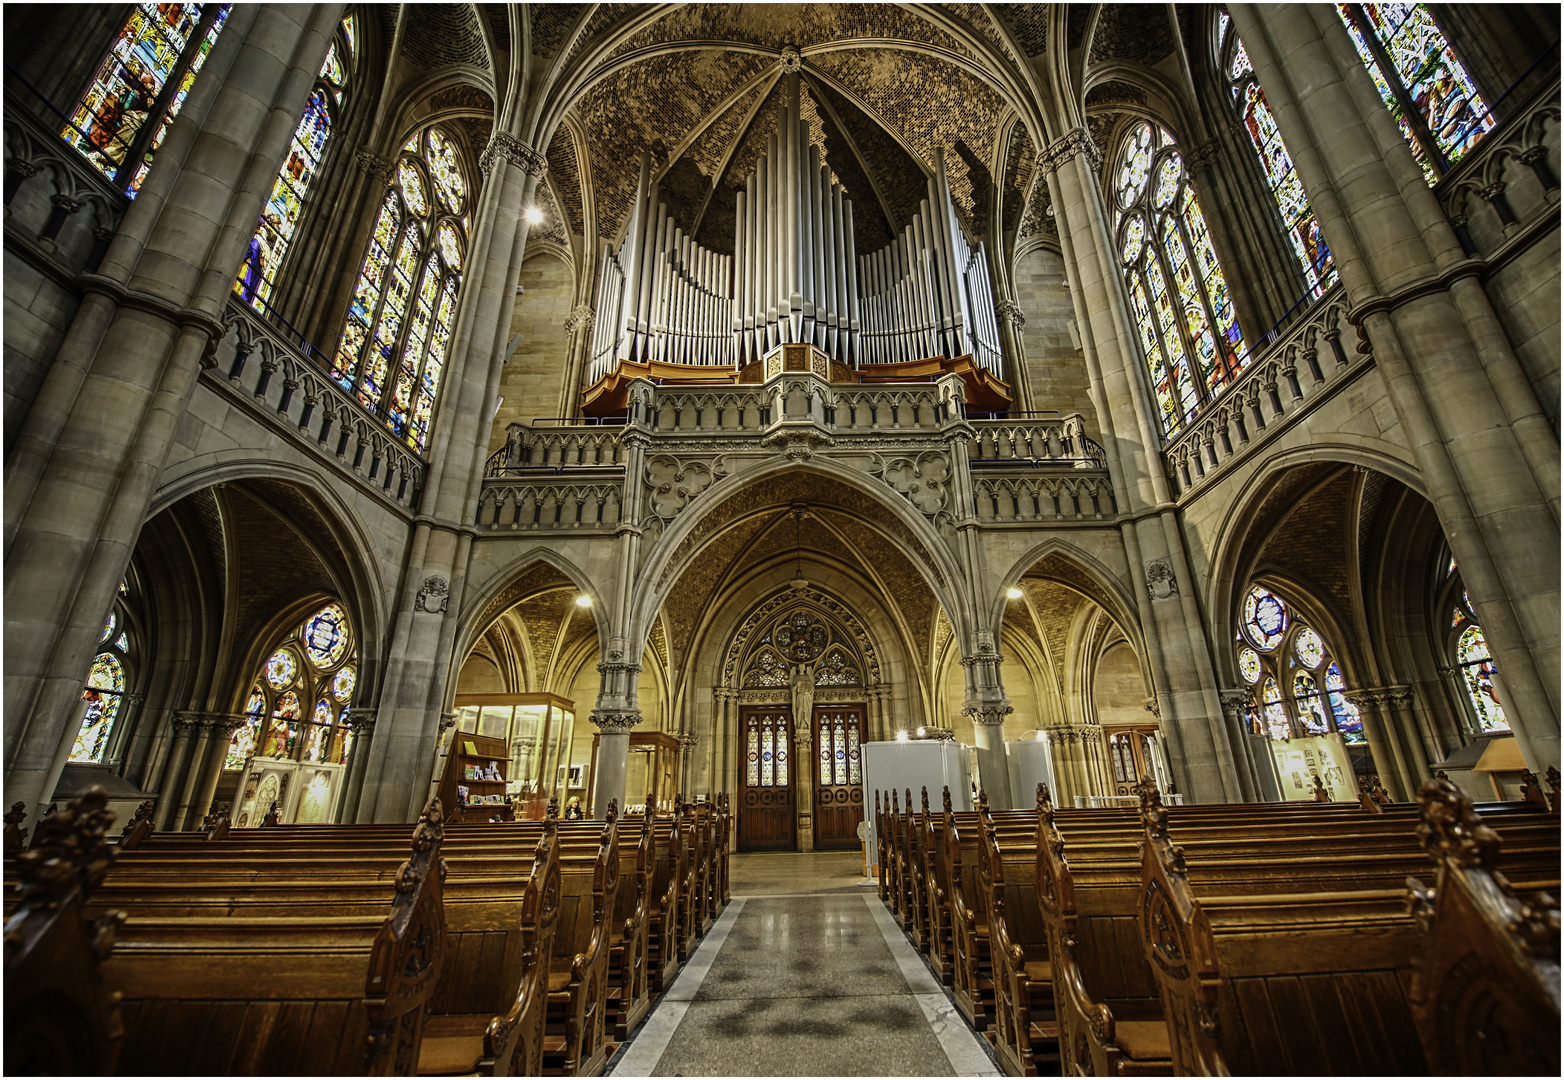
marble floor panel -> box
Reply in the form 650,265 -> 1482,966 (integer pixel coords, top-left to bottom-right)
609,851 -> 999,1077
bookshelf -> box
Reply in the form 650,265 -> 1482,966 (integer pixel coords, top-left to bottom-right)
438,731 -> 512,820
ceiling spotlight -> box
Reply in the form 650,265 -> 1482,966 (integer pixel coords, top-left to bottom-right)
524,206 -> 544,225
1006,587 -> 1023,600
575,594 -> 592,607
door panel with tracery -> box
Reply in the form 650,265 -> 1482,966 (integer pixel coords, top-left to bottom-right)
1106,726 -> 1167,797
811,705 -> 864,848
738,707 -> 794,850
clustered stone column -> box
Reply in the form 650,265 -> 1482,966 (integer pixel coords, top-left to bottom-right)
1039,128 -> 1251,804
792,710 -> 816,852
355,128 -> 549,822
2,6 -> 343,820
1231,4 -> 1559,775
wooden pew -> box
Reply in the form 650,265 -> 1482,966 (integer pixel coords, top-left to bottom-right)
118,799 -> 155,850
1406,777 -> 1561,1076
1132,782 -> 1558,1076
946,795 -> 1040,1032
978,789 -> 1059,1077
3,801 -> 28,856
606,808 -> 653,1042
642,806 -> 684,992
3,787 -> 126,1075
104,797 -> 449,1075
907,788 -> 932,952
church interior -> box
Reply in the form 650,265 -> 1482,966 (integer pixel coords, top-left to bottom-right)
3,2 -> 1559,1075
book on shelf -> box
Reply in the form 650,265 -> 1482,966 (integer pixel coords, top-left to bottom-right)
462,739 -> 477,756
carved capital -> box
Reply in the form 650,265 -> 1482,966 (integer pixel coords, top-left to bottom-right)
481,131 -> 548,178
49,193 -> 84,215
354,147 -> 394,181
1041,127 -> 1103,174
590,710 -> 641,735
1185,138 -> 1222,172
778,45 -> 803,73
962,702 -> 1013,726
676,731 -> 698,751
993,297 -> 1026,328
345,708 -> 378,733
1143,697 -> 1161,720
438,710 -> 459,734
1479,181 -> 1507,202
563,304 -> 594,334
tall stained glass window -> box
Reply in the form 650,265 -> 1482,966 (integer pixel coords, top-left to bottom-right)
62,3 -> 231,197
1220,13 -> 1337,295
72,577 -> 136,764
1443,570 -> 1509,734
1115,122 -> 1246,437
224,600 -> 359,774
236,17 -> 354,310
333,125 -> 469,452
1336,4 -> 1495,183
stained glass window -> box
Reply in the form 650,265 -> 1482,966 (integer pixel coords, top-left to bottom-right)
265,648 -> 298,690
1294,672 -> 1329,734
1336,4 -> 1494,182
236,19 -> 351,308
1325,663 -> 1365,743
61,4 -> 231,196
1221,15 -> 1337,294
747,723 -> 760,786
1294,627 -> 1325,668
1262,677 -> 1290,740
1238,646 -> 1262,683
1116,122 -> 1247,437
102,611 -> 117,644
225,685 -> 266,769
303,602 -> 349,668
847,722 -> 861,785
1457,625 -> 1509,732
71,654 -> 126,763
231,602 -> 357,774
333,125 -> 468,452
815,647 -> 860,687
1242,585 -> 1288,650
115,633 -> 129,651
744,647 -> 789,687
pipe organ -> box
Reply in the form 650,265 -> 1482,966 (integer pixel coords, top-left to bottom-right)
587,73 -> 1005,387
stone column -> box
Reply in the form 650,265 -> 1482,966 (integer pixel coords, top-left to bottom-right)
1383,686 -> 1431,782
191,715 -> 243,829
590,711 -> 638,820
1040,129 -> 1241,803
677,731 -> 698,798
793,711 -> 815,852
1218,689 -> 1265,799
340,709 -> 377,823
961,692 -> 1014,810
993,298 -> 1033,409
560,304 -> 595,417
357,133 -> 548,822
1344,691 -> 1411,800
154,713 -> 199,830
173,717 -> 218,831
2,6 -> 343,819
1231,4 -> 1559,774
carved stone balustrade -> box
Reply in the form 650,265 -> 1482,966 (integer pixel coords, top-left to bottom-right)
1438,76 -> 1559,260
1163,286 -> 1366,497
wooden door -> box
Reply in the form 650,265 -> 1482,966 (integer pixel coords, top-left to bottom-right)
738,707 -> 794,851
1106,727 -> 1166,797
811,705 -> 864,849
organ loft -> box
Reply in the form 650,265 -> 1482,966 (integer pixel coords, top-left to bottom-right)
3,3 -> 1559,1076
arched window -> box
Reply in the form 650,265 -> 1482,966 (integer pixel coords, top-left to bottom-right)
236,16 -> 354,311
1218,12 -> 1337,296
1336,4 -> 1495,183
72,577 -> 137,763
61,3 -> 231,197
332,126 -> 469,452
1442,567 -> 1510,733
1115,122 -> 1247,437
224,601 -> 358,771
1236,584 -> 1363,744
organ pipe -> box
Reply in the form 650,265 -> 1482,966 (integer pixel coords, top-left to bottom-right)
584,73 -> 1003,387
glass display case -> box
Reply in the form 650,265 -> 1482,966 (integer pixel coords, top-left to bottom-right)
590,729 -> 681,814
451,693 -> 577,817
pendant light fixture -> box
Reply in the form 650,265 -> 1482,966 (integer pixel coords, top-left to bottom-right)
789,506 -> 808,590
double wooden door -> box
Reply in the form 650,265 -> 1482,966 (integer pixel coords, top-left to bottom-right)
811,705 -> 864,849
1106,727 -> 1168,797
738,707 -> 794,850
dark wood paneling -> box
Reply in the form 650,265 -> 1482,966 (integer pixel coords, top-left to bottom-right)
739,707 -> 795,851
812,705 -> 864,850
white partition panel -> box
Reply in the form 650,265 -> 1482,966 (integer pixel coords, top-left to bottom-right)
1007,737 -> 1059,810
861,739 -> 970,873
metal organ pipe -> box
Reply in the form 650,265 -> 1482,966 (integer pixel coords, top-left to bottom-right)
584,132 -> 1004,380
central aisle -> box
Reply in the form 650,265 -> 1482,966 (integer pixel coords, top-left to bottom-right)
609,851 -> 1000,1077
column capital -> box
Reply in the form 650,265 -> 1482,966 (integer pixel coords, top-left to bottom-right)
590,710 -> 641,735
564,304 -> 594,335
1143,697 -> 1162,720
993,297 -> 1026,329
353,146 -> 394,181
1185,138 -> 1223,173
480,132 -> 547,178
438,710 -> 459,733
1040,127 -> 1102,174
676,731 -> 698,751
345,707 -> 378,732
962,702 -> 1013,726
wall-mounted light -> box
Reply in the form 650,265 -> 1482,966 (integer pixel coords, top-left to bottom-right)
524,206 -> 544,225
575,594 -> 592,608
1006,587 -> 1023,600
895,730 -> 909,743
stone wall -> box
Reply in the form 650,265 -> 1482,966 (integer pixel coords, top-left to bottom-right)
492,252 -> 576,450
1013,245 -> 1098,433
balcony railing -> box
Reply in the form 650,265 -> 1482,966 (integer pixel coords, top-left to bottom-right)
1163,285 -> 1364,497
211,297 -> 426,510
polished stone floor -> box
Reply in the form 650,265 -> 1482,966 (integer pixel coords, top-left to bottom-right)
608,851 -> 1000,1077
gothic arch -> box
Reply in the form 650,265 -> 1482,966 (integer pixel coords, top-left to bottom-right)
453,548 -> 608,669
